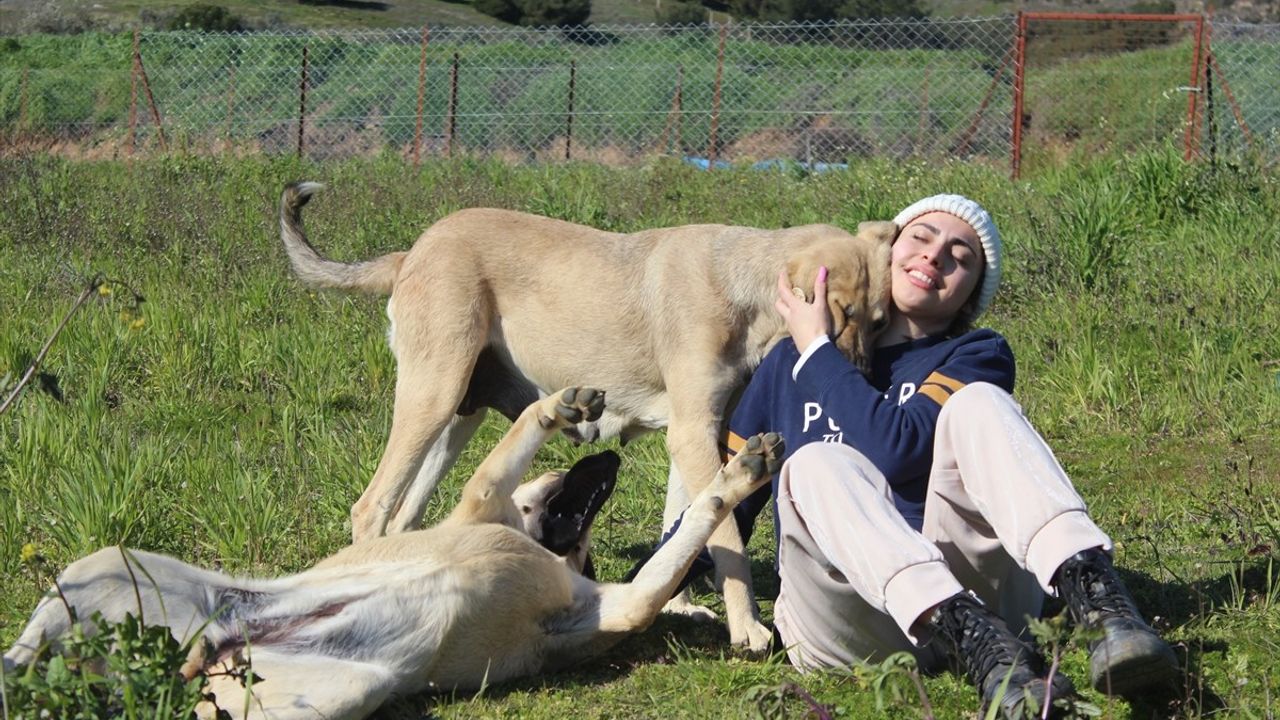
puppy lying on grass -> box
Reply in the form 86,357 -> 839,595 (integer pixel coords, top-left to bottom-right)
4,388 -> 783,720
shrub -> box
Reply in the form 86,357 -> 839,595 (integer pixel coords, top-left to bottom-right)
474,0 -> 591,27
166,4 -> 245,32
520,0 -> 592,26
656,0 -> 708,24
474,0 -> 524,22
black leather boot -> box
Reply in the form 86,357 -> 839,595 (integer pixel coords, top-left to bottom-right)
1054,548 -> 1179,695
930,593 -> 1076,719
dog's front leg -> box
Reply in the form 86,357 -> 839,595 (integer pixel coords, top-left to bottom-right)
445,387 -> 605,527
667,413 -> 773,652
591,434 -> 782,642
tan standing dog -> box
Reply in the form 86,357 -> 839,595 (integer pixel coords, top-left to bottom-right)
279,182 -> 892,650
5,389 -> 785,719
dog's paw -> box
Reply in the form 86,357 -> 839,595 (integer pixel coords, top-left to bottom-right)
714,432 -> 784,504
732,432 -> 784,482
730,618 -> 775,655
661,591 -> 719,623
539,387 -> 606,429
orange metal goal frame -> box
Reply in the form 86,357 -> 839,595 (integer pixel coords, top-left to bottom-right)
1010,11 -> 1208,179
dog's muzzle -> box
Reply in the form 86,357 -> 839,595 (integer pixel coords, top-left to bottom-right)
539,450 -> 619,556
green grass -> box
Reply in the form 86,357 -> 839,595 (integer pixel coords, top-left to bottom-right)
1,149 -> 1278,718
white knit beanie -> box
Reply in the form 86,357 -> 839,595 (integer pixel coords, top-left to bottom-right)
892,194 -> 1002,319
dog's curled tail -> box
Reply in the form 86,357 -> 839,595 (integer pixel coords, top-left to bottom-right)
279,182 -> 405,296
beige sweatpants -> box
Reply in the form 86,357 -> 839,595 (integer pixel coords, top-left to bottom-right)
772,382 -> 1112,671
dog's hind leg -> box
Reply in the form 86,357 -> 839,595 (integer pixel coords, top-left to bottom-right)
446,388 -> 604,527
350,374 -> 473,542
202,651 -> 395,720
350,282 -> 492,542
6,548 -> 223,670
387,409 -> 489,533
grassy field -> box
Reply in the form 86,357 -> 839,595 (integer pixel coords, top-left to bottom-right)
0,149 -> 1278,718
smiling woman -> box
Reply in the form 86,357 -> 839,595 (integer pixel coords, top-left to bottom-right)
713,193 -> 1179,719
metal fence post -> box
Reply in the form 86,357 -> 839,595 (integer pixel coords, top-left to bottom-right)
18,67 -> 29,133
225,63 -> 236,145
565,59 -> 576,161
954,48 -> 1011,157
917,64 -> 932,153
1207,51 -> 1253,148
1011,12 -> 1027,180
446,51 -> 459,158
1183,14 -> 1207,161
18,19 -> 1278,165
413,25 -> 430,167
298,45 -> 309,159
129,34 -> 139,154
707,23 -> 727,167
134,30 -> 167,152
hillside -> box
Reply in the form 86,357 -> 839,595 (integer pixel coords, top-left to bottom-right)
2,0 -> 1244,34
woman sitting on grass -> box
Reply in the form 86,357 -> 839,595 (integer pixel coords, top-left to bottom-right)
675,194 -> 1179,718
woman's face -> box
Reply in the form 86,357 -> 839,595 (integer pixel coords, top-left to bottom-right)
889,211 -> 985,338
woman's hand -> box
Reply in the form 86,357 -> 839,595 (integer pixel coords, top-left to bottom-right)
774,267 -> 832,350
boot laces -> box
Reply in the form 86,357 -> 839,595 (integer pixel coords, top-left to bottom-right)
1059,551 -> 1142,622
935,596 -> 1035,689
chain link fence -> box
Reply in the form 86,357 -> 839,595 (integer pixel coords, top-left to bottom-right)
0,16 -> 1275,169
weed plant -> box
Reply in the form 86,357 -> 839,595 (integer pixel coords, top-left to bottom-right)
0,148 -> 1277,717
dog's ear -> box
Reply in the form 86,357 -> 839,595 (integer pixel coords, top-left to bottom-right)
783,256 -> 814,303
823,258 -> 870,368
855,220 -> 898,248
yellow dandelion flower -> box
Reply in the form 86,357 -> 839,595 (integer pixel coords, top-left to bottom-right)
130,317 -> 146,330
98,284 -> 113,297
20,543 -> 38,563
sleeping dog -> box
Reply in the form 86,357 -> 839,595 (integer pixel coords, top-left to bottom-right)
4,388 -> 782,719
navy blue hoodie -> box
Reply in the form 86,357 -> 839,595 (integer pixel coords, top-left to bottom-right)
726,328 -> 1015,533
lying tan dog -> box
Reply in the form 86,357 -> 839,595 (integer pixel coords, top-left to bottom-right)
4,388 -> 784,719
279,183 -> 891,650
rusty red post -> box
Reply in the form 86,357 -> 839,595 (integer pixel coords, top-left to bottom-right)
1183,14 -> 1207,161
135,31 -> 167,151
1011,12 -> 1027,179
954,48 -> 1011,157
658,64 -> 684,154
